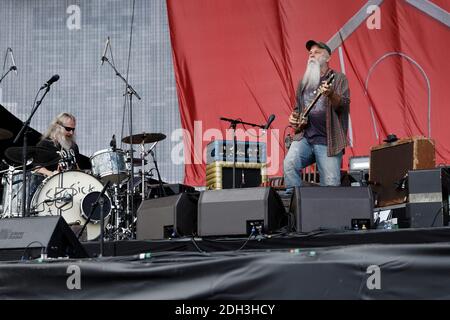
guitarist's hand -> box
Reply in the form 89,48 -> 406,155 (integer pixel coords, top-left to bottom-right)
289,112 -> 301,126
318,80 -> 333,97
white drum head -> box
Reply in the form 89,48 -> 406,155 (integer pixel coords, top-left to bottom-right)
31,170 -> 109,240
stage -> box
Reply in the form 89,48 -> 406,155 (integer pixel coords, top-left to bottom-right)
0,0 -> 449,303
1,227 -> 450,299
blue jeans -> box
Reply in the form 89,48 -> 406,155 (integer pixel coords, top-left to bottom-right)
283,138 -> 342,192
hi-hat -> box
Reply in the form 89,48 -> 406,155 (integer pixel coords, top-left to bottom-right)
0,128 -> 13,140
5,146 -> 60,166
122,132 -> 166,144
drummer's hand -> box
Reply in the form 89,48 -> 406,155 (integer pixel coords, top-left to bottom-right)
36,167 -> 56,177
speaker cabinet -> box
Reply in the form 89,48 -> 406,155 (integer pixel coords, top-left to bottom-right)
198,187 -> 287,236
290,187 -> 374,233
406,168 -> 450,228
206,161 -> 268,190
0,216 -> 88,261
136,193 -> 199,240
370,137 -> 435,207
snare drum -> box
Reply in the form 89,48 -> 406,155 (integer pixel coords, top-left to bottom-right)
90,148 -> 128,184
31,170 -> 111,240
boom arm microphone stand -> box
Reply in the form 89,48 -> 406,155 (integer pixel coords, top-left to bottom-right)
149,149 -> 166,198
0,48 -> 16,84
0,66 -> 16,84
219,116 -> 274,189
13,84 -> 53,217
101,53 -> 141,236
78,181 -> 110,256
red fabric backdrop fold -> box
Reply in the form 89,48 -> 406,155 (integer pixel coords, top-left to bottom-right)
167,0 -> 450,186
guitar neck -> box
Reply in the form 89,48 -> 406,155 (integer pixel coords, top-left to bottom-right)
302,92 -> 323,117
297,73 -> 335,116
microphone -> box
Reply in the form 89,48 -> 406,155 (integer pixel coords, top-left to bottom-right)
101,37 -> 110,66
8,48 -> 17,75
40,74 -> 60,89
263,114 -> 276,130
110,134 -> 116,151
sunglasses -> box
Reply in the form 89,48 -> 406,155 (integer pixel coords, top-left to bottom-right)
62,125 -> 75,132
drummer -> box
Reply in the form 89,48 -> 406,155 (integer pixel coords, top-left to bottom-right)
35,112 -> 81,177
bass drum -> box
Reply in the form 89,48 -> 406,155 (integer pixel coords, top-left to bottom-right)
31,170 -> 111,241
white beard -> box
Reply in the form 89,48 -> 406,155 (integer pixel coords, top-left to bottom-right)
58,136 -> 74,151
301,58 -> 321,91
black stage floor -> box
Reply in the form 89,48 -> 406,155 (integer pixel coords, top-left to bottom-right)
81,226 -> 450,257
2,226 -> 450,299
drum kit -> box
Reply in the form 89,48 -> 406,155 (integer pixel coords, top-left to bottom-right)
0,129 -> 167,241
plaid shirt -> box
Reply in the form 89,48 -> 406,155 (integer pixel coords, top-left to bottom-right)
293,70 -> 350,156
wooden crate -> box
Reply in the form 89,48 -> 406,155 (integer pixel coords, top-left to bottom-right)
369,136 -> 435,207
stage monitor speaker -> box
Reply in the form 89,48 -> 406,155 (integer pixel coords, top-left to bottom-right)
0,216 -> 88,261
406,168 -> 450,228
198,187 -> 287,236
290,186 -> 374,233
136,192 -> 199,240
146,183 -> 196,199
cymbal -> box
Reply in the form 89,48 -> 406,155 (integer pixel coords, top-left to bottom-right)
5,146 -> 60,166
122,132 -> 166,144
0,128 -> 13,140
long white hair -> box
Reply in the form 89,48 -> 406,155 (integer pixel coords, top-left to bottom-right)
42,112 -> 76,150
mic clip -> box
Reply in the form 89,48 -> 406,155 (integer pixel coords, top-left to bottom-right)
44,194 -> 72,204
110,135 -> 117,151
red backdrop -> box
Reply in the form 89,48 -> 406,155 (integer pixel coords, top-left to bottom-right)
167,0 -> 450,186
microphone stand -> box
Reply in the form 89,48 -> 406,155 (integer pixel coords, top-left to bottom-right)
77,181 -> 110,256
101,56 -> 141,236
13,85 -> 50,217
219,117 -> 266,189
149,149 -> 166,198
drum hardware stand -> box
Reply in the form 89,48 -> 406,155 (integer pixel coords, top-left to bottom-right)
137,141 -> 157,202
77,181 -> 110,244
99,196 -> 105,257
105,179 -> 133,241
112,183 -> 121,241
0,164 -> 17,218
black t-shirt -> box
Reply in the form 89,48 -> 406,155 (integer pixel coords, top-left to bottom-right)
302,73 -> 329,145
37,138 -> 80,171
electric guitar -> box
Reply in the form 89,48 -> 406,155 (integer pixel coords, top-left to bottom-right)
292,71 -> 335,134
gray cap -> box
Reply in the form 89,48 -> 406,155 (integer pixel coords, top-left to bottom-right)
306,40 -> 331,55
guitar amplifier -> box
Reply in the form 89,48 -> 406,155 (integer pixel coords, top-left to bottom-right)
206,161 -> 268,190
370,136 -> 435,207
206,140 -> 266,164
406,168 -> 450,228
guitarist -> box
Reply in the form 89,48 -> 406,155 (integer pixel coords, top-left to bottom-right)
284,40 -> 350,193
